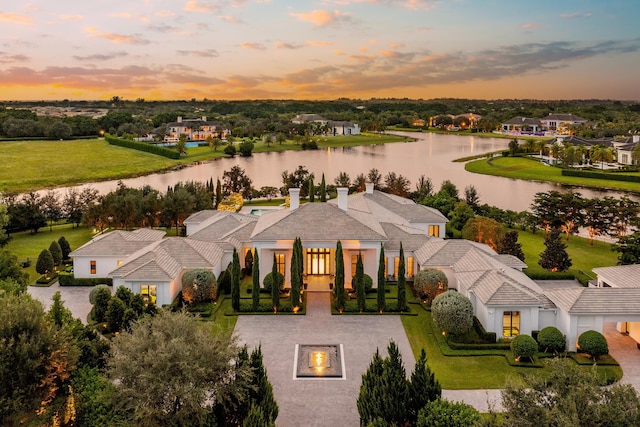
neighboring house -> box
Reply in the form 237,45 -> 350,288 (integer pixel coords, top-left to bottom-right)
412,119 -> 426,127
164,116 -> 230,142
501,117 -> 542,134
502,113 -> 588,135
291,114 -> 361,136
613,135 -> 640,165
70,229 -> 166,278
539,113 -> 588,133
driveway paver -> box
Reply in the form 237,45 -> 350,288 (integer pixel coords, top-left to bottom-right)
28,282 -> 94,324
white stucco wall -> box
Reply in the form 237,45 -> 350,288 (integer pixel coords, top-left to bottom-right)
73,256 -> 123,278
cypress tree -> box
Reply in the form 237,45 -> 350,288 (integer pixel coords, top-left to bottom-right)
252,249 -> 260,311
215,178 -> 223,208
381,341 -> 409,425
377,244 -> 386,313
57,236 -> 72,260
356,252 -> 365,312
408,348 -> 441,423
48,240 -> 63,267
539,228 -> 572,272
36,249 -> 54,279
232,249 -> 241,311
335,240 -> 345,312
290,240 -> 300,308
308,178 -> 315,202
357,349 -> 385,425
397,242 -> 407,312
320,173 -> 327,202
271,254 -> 280,312
249,346 -> 279,424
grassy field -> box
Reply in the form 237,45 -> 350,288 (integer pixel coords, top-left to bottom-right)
0,133 -> 406,193
465,156 -> 640,192
4,223 -> 95,283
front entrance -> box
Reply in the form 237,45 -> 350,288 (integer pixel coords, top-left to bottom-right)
306,248 -> 331,275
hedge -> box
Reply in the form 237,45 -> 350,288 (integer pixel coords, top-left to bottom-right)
525,271 -> 575,281
105,133 -> 180,159
58,272 -> 113,286
36,273 -> 59,285
561,169 -> 640,183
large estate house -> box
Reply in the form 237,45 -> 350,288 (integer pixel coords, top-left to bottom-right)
550,134 -> 640,166
291,113 -> 360,136
71,185 -> 640,351
164,116 -> 231,142
501,113 -> 588,135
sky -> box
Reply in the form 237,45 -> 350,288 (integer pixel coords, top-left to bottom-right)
0,0 -> 639,101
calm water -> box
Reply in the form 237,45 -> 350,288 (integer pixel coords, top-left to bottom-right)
60,132 -> 628,212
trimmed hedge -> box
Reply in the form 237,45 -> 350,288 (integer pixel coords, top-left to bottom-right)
562,169 -> 640,183
105,133 -> 180,159
525,271 -> 575,281
36,273 -> 58,285
59,272 -> 113,286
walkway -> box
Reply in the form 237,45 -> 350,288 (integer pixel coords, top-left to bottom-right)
604,323 -> 640,392
28,282 -> 93,324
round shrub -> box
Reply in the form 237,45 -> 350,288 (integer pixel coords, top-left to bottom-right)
89,284 -> 111,305
431,290 -> 474,337
418,398 -> 480,427
578,330 -> 609,360
182,269 -> 217,304
93,286 -> 112,323
263,271 -> 284,293
537,326 -> 566,353
413,269 -> 448,301
511,334 -> 538,361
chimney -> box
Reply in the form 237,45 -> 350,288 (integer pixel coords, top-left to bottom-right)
365,182 -> 374,194
337,187 -> 348,211
177,116 -> 182,123
289,188 -> 300,211
634,135 -> 639,143
202,116 -> 207,121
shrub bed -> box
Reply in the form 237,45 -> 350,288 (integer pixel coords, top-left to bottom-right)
36,273 -> 58,285
58,272 -> 113,286
525,271 -> 575,281
237,300 -> 303,314
105,133 -> 180,159
562,169 -> 640,183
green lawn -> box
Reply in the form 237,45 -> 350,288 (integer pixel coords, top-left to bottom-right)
465,156 -> 640,192
0,133 -> 407,193
5,224 -> 95,283
515,228 -> 618,281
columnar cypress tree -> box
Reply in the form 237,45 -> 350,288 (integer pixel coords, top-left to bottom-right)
320,173 -> 327,202
36,249 -> 54,279
308,178 -> 315,202
271,254 -> 280,312
252,249 -> 260,311
397,243 -> 407,312
377,244 -> 386,313
357,349 -> 385,424
290,240 -> 300,308
539,229 -> 572,272
231,249 -> 241,311
408,348 -> 441,423
48,240 -> 63,267
57,236 -> 72,261
381,341 -> 409,425
335,241 -> 345,312
215,178 -> 223,208
356,252 -> 365,312
249,346 -> 279,424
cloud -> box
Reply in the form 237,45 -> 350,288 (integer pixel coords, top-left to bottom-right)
110,12 -> 150,23
218,15 -> 241,23
85,28 -> 151,45
147,24 -> 193,35
0,10 -> 33,25
184,1 -> 221,13
155,11 -> 176,17
275,40 -> 331,49
58,14 -> 83,21
73,52 -> 129,61
177,49 -> 219,57
0,52 -> 29,64
521,23 -> 542,30
290,9 -> 351,28
560,12 -> 592,19
322,0 -> 436,10
241,42 -> 266,50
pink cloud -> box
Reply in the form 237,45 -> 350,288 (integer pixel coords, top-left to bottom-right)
110,13 -> 150,23
218,15 -> 241,23
290,9 -> 350,28
85,28 -> 151,45
184,1 -> 221,13
241,42 -> 266,50
521,22 -> 542,30
58,14 -> 83,21
0,10 -> 33,25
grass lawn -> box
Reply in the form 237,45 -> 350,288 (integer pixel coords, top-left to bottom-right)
5,224 -> 95,283
514,227 -> 619,281
1,133 -> 407,193
465,156 -> 640,192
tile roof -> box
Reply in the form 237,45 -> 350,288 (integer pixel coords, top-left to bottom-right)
502,117 -> 541,126
545,287 -> 640,315
364,191 -> 448,224
542,113 -> 587,122
189,214 -> 257,242
70,229 -> 165,257
593,265 -> 640,288
415,239 -> 495,267
380,223 -> 433,251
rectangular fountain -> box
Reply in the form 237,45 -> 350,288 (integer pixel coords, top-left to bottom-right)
294,344 -> 345,379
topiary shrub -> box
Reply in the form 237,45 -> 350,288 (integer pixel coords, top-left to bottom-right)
417,398 -> 480,427
578,330 -> 609,360
217,269 -> 231,295
89,284 -> 111,305
511,334 -> 538,362
431,290 -> 474,337
263,271 -> 284,293
182,269 -> 217,304
413,269 -> 448,301
537,326 -> 566,353
93,286 -> 112,323
352,274 -> 374,292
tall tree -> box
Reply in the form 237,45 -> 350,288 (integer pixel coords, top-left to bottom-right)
231,249 -> 241,311
41,190 -> 61,232
271,254 -> 280,312
397,243 -> 407,312
539,229 -> 572,272
497,230 -> 525,261
355,252 -> 365,312
0,203 -> 9,247
377,244 -> 386,313
308,177 -> 315,202
36,249 -> 54,279
248,346 -> 279,424
215,178 -> 223,208
408,349 -> 441,423
614,232 -> 640,265
252,249 -> 260,311
582,197 -> 611,245
320,173 -> 327,202
335,241 -> 345,312
48,240 -> 63,267
290,239 -> 300,309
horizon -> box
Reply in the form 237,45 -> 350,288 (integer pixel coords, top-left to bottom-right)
1,0 -> 639,101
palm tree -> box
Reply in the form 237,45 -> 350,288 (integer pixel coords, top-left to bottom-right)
591,145 -> 614,170
550,144 -> 562,165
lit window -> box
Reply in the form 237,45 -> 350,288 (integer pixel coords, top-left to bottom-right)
90,260 -> 96,275
394,257 -> 400,278
275,253 -> 285,276
503,311 -> 520,337
407,257 -> 414,278
141,285 -> 157,305
117,260 -> 122,266
384,257 -> 388,277
351,254 -> 364,276
428,225 -> 440,237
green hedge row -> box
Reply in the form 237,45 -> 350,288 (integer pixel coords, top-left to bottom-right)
58,272 -> 112,286
561,169 -> 640,183
105,133 -> 180,159
36,273 -> 59,285
525,271 -> 575,281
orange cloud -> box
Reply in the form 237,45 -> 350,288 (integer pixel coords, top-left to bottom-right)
85,28 -> 151,45
155,11 -> 176,17
184,1 -> 220,13
290,9 -> 350,28
218,15 -> 241,23
110,13 -> 150,23
0,10 -> 33,25
241,42 -> 266,50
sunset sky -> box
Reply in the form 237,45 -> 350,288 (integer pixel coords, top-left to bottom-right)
1,0 -> 639,101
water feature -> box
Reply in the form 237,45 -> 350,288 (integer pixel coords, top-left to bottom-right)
56,132 -> 632,212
